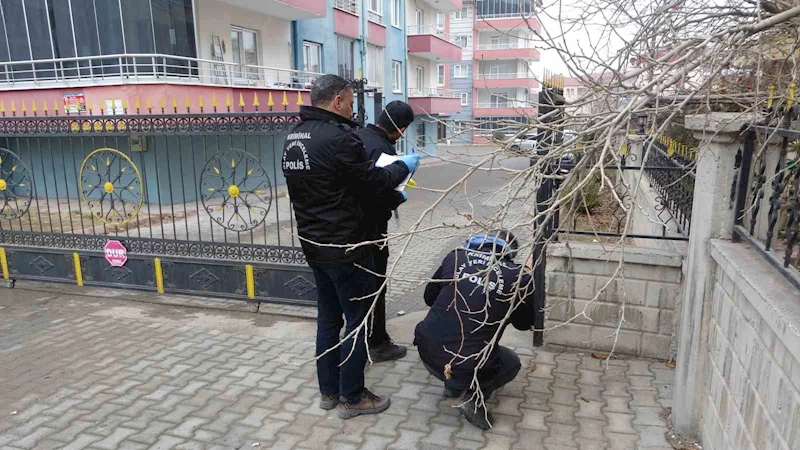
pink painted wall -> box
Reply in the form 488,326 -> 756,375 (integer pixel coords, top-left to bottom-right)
472,106 -> 537,117
407,35 -> 462,63
334,9 -> 360,39
282,0 -> 327,17
0,84 -> 311,116
473,77 -> 540,89
473,47 -> 540,61
473,17 -> 541,33
368,22 -> 387,47
408,97 -> 460,116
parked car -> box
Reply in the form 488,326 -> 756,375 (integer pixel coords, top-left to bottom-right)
509,134 -> 538,153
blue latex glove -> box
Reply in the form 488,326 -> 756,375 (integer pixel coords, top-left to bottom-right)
400,191 -> 408,202
398,154 -> 421,174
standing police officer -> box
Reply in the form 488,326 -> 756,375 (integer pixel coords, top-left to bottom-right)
282,75 -> 420,419
354,101 -> 416,363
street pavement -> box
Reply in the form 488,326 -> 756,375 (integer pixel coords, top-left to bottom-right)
383,148 -> 537,317
0,285 -> 676,450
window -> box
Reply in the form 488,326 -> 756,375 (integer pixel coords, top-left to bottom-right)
337,36 -> 355,79
476,0 -> 534,18
453,65 -> 468,78
436,13 -> 444,29
303,42 -> 322,73
367,45 -> 384,87
231,26 -> 259,81
414,8 -> 424,29
491,93 -> 508,107
392,60 -> 402,93
453,6 -> 471,20
489,64 -> 509,79
391,0 -> 401,27
437,64 -> 445,86
416,122 -> 426,149
369,0 -> 382,23
415,65 -> 425,93
0,0 -> 197,82
490,35 -> 510,49
460,92 -> 468,106
395,137 -> 407,155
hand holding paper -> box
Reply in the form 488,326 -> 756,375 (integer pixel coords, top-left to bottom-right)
398,154 -> 421,173
376,153 -> 417,192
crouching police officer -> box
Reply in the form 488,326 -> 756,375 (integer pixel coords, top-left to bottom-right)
282,74 -> 421,419
414,230 -> 534,430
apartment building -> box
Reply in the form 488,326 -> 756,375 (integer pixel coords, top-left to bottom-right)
0,0 -> 327,113
471,0 -> 540,142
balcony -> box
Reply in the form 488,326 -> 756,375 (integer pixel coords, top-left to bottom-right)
333,0 -> 360,39
408,88 -> 461,116
474,43 -> 540,61
473,101 -> 537,117
407,26 -> 463,63
474,72 -> 539,89
0,54 -> 321,91
416,0 -> 463,12
473,14 -> 541,33
219,0 -> 326,20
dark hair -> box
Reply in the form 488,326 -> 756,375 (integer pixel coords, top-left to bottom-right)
310,74 -> 352,106
377,101 -> 415,132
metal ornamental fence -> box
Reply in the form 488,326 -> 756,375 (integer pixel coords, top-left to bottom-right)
0,105 -> 318,305
733,103 -> 800,290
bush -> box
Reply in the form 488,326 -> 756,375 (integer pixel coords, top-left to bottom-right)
492,131 -> 506,142
560,172 -> 602,213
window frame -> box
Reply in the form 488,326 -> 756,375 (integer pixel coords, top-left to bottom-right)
460,92 -> 468,106
302,41 -> 322,73
391,0 -> 401,28
453,6 -> 471,20
453,64 -> 468,78
437,64 -> 445,86
392,60 -> 402,93
366,44 -> 384,88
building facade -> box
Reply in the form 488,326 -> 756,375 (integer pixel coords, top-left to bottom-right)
0,0 -> 539,148
471,0 -> 540,142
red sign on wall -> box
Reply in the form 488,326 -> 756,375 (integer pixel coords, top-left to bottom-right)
63,93 -> 86,114
104,240 -> 128,267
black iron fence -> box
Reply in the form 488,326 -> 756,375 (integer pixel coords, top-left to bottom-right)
733,113 -> 800,290
0,109 -> 318,304
644,136 -> 696,236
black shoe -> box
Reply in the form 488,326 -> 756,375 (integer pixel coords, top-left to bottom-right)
369,341 -> 408,363
458,393 -> 494,430
443,387 -> 463,398
319,394 -> 339,410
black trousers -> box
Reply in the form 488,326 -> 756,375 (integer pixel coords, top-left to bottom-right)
368,246 -> 391,348
309,252 -> 376,404
422,346 -> 522,398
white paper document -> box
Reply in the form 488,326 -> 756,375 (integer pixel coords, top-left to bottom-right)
375,153 -> 413,192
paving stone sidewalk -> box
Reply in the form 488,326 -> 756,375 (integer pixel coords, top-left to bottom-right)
0,294 -> 676,450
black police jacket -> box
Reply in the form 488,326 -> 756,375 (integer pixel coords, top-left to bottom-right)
414,248 -> 535,390
353,124 -> 407,242
282,106 -> 410,263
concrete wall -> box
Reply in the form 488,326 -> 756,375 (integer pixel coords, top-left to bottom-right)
698,240 -> 800,450
195,0 -> 294,70
545,243 -> 684,359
